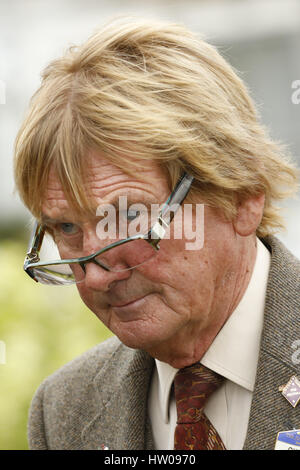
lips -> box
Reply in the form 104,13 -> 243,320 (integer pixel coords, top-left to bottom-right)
111,295 -> 147,308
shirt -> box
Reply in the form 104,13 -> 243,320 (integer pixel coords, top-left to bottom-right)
148,237 -> 271,450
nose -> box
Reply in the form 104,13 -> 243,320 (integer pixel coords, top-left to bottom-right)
82,261 -> 131,292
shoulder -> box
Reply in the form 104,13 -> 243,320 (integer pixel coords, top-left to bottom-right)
262,235 -> 300,291
32,335 -> 125,404
28,336 -> 126,449
260,235 -> 300,363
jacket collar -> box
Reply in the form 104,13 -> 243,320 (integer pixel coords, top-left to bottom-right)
244,236 -> 300,449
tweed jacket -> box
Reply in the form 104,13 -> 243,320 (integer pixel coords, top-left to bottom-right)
28,236 -> 300,450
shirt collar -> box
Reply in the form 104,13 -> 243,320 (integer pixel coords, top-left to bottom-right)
154,237 -> 271,423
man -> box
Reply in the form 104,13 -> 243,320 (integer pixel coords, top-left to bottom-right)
14,17 -> 300,450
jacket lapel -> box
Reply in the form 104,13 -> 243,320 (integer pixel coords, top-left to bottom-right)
244,236 -> 300,449
81,344 -> 155,450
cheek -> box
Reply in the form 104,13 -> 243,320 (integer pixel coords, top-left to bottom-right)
139,239 -> 185,284
146,241 -> 213,301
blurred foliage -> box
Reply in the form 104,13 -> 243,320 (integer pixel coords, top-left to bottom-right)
0,238 -> 113,450
0,220 -> 29,243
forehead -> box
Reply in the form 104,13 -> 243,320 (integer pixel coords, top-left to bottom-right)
42,150 -> 170,221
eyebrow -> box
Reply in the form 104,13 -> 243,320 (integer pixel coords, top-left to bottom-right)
40,216 -> 66,226
41,196 -> 161,226
105,196 -> 158,210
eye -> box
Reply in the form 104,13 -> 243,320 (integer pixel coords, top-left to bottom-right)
58,223 -> 80,235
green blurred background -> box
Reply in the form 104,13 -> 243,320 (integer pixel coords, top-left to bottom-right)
0,226 -> 113,450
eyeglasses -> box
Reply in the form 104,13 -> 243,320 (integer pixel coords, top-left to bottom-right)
23,173 -> 194,286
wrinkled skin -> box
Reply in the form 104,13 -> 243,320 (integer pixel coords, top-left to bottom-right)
42,150 -> 264,368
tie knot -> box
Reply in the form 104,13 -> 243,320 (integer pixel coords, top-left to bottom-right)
174,363 -> 224,424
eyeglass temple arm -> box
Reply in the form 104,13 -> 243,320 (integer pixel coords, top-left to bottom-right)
25,222 -> 45,263
148,173 -> 194,248
161,173 -> 194,219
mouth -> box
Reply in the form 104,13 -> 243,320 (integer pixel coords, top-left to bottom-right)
111,295 -> 148,308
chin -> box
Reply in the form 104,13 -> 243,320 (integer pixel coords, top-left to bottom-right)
114,331 -> 155,351
111,322 -> 164,353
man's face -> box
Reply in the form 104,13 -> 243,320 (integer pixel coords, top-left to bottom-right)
42,150 -> 250,368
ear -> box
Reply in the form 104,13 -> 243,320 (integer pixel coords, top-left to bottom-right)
233,193 -> 265,237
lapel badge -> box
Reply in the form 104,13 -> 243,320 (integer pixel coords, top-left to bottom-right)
275,429 -> 300,450
278,375 -> 300,408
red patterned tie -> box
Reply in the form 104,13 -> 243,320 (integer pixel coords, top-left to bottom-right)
174,362 -> 226,450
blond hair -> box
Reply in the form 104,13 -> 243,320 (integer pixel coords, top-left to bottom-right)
14,16 -> 298,237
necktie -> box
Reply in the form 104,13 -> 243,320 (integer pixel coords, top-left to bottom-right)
174,362 -> 226,450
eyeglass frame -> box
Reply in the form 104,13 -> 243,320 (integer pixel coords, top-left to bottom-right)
23,172 -> 194,283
